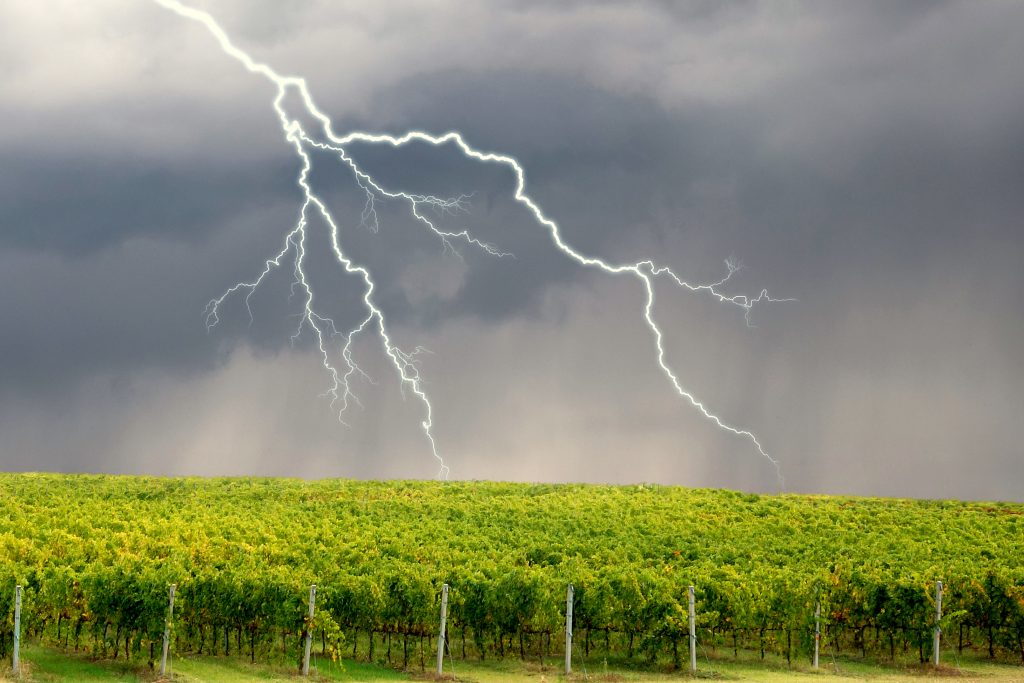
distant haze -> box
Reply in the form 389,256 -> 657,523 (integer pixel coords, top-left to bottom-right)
1,1 -> 1022,501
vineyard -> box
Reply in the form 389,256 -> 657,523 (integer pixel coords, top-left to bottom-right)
1,474 -> 1023,676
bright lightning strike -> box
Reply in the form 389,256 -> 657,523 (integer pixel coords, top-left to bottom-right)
155,0 -> 792,484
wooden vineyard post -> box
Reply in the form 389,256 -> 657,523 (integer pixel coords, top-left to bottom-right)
11,585 -> 21,678
813,600 -> 820,670
160,583 -> 176,677
933,580 -> 943,667
565,584 -> 574,676
302,584 -> 316,676
688,585 -> 697,674
436,583 -> 449,675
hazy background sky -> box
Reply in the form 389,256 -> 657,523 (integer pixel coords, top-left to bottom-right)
1,0 -> 1021,500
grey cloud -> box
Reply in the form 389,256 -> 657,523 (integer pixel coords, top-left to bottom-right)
0,156 -> 298,253
1,1 -> 1022,500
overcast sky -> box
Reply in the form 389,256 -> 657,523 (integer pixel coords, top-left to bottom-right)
1,0 -> 1021,500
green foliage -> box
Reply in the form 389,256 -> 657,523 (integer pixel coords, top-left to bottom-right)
0,474 -> 1022,669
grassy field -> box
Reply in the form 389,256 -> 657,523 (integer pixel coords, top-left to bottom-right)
4,643 -> 1024,682
3,643 -> 405,681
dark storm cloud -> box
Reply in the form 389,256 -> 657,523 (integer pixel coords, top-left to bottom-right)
332,72 -> 765,324
0,195 -> 305,395
1,0 -> 1022,499
0,156 -> 298,253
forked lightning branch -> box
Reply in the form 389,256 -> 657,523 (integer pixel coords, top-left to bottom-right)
154,0 -> 790,482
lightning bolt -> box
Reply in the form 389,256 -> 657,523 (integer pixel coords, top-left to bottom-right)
154,0 -> 792,483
